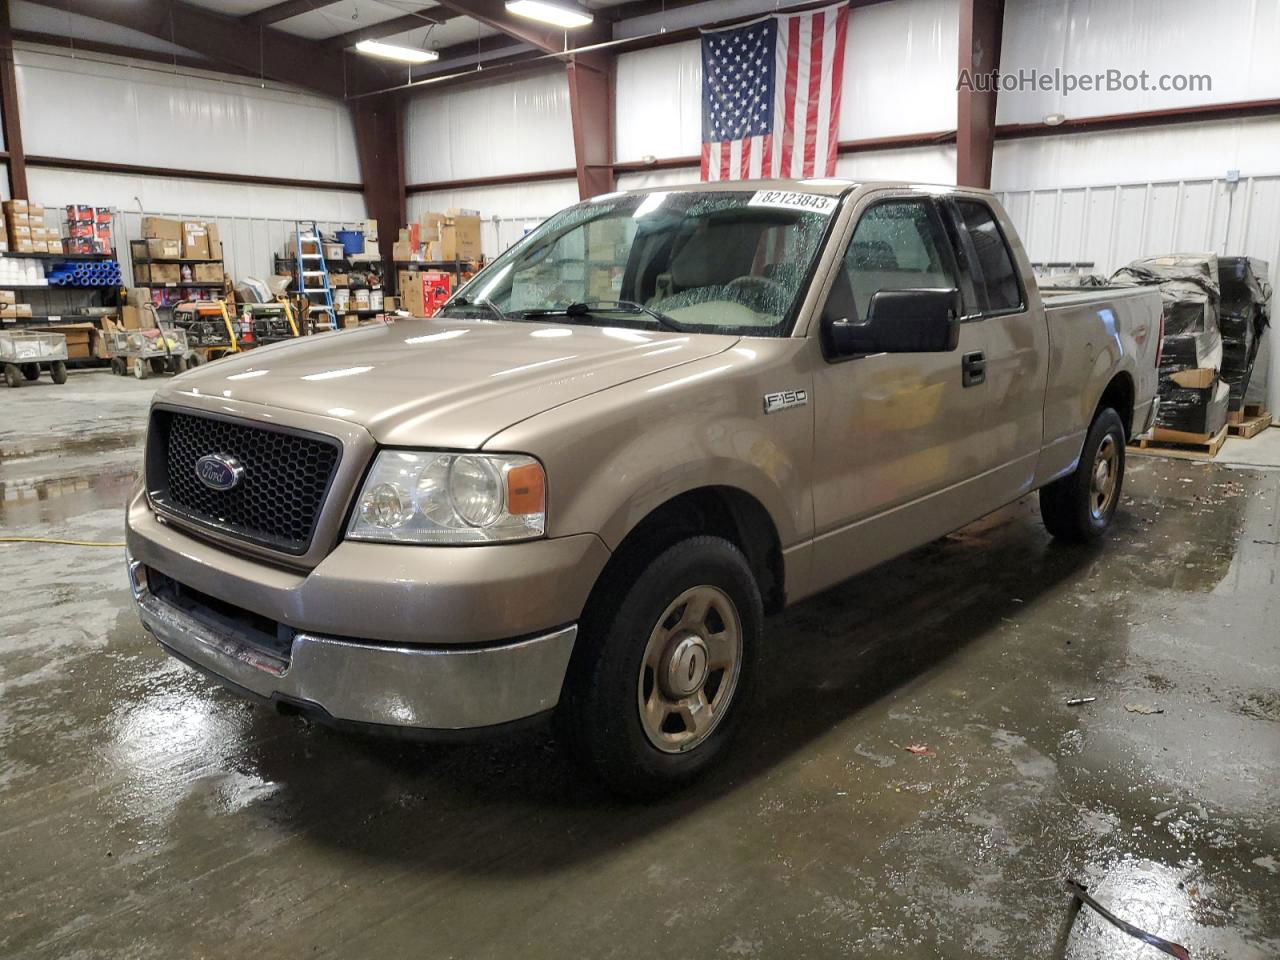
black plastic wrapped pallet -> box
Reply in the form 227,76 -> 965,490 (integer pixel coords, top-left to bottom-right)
1155,380 -> 1230,434
1111,255 -> 1221,337
1159,330 -> 1220,372
1218,256 -> 1270,315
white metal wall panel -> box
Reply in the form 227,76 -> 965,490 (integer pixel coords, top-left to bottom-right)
613,0 -> 959,164
406,178 -> 579,258
840,0 -> 958,139
835,145 -> 956,183
14,48 -> 360,183
995,174 -> 1280,276
404,71 -> 575,184
992,117 -> 1280,192
614,41 -> 702,163
1000,0 -> 1280,125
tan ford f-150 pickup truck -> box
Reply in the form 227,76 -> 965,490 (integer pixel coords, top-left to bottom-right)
126,180 -> 1161,795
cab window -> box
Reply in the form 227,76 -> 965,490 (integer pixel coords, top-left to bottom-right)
955,200 -> 1023,313
824,199 -> 959,324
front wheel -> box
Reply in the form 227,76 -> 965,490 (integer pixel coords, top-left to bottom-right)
21,363 -> 39,381
50,361 -> 67,384
3,363 -> 22,388
558,536 -> 762,797
1040,407 -> 1126,543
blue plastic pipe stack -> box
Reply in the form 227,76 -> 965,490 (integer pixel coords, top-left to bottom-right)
46,259 -> 123,287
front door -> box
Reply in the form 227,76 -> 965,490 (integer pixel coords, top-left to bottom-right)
807,194 -> 991,593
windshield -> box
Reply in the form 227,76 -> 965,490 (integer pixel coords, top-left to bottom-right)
444,189 -> 840,337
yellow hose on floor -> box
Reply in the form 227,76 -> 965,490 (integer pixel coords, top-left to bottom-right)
0,537 -> 126,547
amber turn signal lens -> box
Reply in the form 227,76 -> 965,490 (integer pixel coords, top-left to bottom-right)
505,462 -> 546,515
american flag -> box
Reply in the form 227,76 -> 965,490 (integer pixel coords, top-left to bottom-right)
700,3 -> 849,182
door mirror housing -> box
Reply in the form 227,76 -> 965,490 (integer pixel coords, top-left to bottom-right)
826,288 -> 962,356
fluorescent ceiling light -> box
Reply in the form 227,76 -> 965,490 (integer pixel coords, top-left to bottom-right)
355,40 -> 439,64
505,0 -> 594,29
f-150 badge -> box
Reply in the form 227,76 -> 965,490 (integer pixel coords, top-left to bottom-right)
763,389 -> 808,414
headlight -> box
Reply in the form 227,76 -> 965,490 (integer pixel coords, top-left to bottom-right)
347,450 -> 546,544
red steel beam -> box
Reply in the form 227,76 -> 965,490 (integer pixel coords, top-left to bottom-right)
566,52 -> 615,199
350,93 -> 406,262
956,0 -> 1004,188
0,0 -> 27,199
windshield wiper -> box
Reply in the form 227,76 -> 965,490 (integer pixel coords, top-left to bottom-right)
443,295 -> 507,322
514,300 -> 686,332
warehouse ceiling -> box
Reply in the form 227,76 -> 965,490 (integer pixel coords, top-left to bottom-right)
12,0 -> 735,96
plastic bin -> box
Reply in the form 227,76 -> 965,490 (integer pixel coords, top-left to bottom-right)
335,230 -> 364,256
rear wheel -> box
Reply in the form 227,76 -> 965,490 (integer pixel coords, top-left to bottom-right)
558,535 -> 762,797
21,363 -> 39,381
50,361 -> 67,384
132,357 -> 149,380
1040,407 -> 1126,542
3,363 -> 22,388
149,356 -> 167,375
110,357 -> 126,376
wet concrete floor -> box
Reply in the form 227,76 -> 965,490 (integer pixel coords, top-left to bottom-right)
1,370 -> 1278,958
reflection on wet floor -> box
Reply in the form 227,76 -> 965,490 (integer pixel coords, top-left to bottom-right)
0,467 -> 139,525
1,373 -> 1278,959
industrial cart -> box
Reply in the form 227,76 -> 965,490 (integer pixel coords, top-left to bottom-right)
0,331 -> 69,387
106,327 -> 193,379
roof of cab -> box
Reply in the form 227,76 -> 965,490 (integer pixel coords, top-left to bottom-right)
599,178 -> 994,199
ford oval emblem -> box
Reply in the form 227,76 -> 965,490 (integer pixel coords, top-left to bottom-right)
195,453 -> 244,492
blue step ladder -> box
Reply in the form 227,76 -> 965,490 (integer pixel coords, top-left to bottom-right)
294,221 -> 336,330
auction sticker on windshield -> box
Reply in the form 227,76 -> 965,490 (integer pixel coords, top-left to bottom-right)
748,191 -> 838,214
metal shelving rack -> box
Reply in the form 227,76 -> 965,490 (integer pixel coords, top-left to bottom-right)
0,250 -> 122,331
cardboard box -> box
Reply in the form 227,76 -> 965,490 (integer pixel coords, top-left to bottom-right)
151,263 -> 181,284
330,273 -> 349,288
47,240 -> 62,255
120,304 -> 157,330
30,323 -> 95,360
400,270 -> 452,317
146,237 -> 181,259
441,213 -> 481,262
9,223 -> 29,239
142,216 -> 182,242
363,219 -> 378,241
31,240 -> 48,253
181,221 -> 210,259
66,204 -> 94,223
193,263 -> 223,283
341,314 -> 360,329
392,240 -> 415,262
1166,367 -> 1217,389
420,212 -> 445,242
27,203 -> 44,219
3,199 -> 28,215
0,289 -> 15,304
206,222 -> 221,259
12,239 -> 33,253
14,303 -> 32,318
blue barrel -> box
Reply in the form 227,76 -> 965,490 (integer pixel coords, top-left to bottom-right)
335,230 -> 364,256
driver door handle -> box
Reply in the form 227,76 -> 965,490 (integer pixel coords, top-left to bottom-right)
962,351 -> 986,388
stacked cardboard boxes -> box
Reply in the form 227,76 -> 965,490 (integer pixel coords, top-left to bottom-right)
140,216 -> 222,260
3,200 -> 39,254
399,270 -> 453,317
1112,254 -> 1228,437
394,209 -> 482,263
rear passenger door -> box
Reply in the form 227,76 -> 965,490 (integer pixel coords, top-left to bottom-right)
942,197 -> 1047,501
808,195 -> 991,593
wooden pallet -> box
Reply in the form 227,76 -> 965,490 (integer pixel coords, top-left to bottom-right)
1128,424 -> 1229,461
1228,410 -> 1272,439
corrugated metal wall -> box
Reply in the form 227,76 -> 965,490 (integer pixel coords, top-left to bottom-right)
996,175 -> 1280,277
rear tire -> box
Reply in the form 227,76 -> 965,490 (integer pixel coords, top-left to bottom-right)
110,357 -> 126,376
50,361 -> 67,384
1040,407 -> 1126,543
21,363 -> 39,381
558,536 -> 763,798
3,363 -> 22,388
132,357 -> 149,380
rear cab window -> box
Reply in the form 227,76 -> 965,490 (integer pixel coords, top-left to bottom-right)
951,199 -> 1025,314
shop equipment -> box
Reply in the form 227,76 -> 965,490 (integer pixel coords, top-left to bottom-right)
0,331 -> 68,387
170,299 -> 240,361
239,300 -> 300,347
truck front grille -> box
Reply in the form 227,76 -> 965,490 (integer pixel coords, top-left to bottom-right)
146,409 -> 341,556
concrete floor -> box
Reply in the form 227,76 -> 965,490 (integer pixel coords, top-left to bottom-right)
2,370 -> 1278,959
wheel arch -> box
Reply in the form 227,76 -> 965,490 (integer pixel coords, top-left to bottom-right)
583,485 -> 786,624
1096,370 -> 1136,439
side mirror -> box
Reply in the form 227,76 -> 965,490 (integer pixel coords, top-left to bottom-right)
827,288 -> 961,356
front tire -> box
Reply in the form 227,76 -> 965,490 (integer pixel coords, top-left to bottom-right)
1040,407 -> 1126,543
50,361 -> 67,384
3,363 -> 22,388
558,536 -> 763,797
21,363 -> 39,381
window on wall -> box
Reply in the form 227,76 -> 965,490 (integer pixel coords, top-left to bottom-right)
955,200 -> 1023,313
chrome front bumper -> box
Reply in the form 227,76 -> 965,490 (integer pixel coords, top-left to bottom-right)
129,558 -> 577,732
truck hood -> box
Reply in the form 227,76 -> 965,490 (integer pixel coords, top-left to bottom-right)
158,317 -> 739,449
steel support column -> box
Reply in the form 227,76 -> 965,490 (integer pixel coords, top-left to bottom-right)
0,0 -> 26,199
566,53 -> 614,200
956,0 -> 1004,188
351,93 -> 407,265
